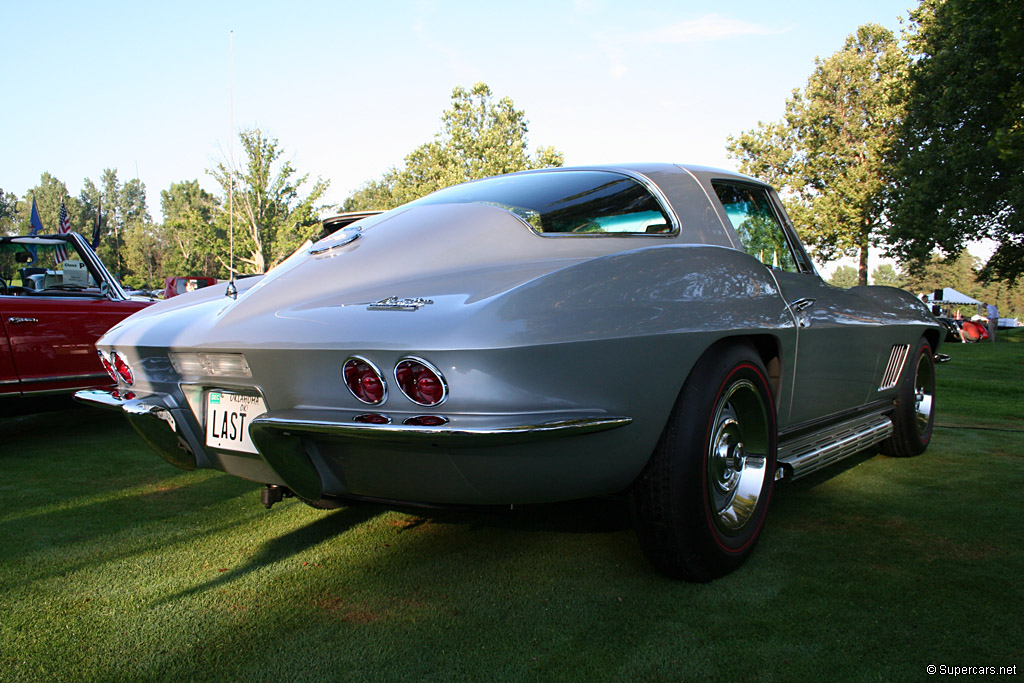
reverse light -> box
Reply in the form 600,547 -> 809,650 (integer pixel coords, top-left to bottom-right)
343,357 -> 387,405
111,351 -> 135,386
169,352 -> 252,378
395,357 -> 447,406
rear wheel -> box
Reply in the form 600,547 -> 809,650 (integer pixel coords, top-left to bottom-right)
631,342 -> 777,582
882,337 -> 935,458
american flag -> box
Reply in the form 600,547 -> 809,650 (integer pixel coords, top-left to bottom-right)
54,198 -> 71,264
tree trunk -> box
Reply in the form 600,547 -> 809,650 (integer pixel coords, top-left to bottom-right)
858,242 -> 870,286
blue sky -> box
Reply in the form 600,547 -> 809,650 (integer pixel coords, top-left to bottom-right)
2,0 -> 917,221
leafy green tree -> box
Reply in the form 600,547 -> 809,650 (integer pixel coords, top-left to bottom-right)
14,173 -> 83,236
80,169 -> 151,279
345,82 -> 564,210
887,0 -> 1024,283
828,265 -> 859,288
209,129 -> 331,274
870,263 -> 906,288
902,251 -> 1024,318
160,180 -> 220,277
0,188 -> 17,236
121,221 -> 167,290
728,24 -> 906,285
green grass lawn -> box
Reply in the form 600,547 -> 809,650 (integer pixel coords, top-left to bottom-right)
2,331 -> 1022,681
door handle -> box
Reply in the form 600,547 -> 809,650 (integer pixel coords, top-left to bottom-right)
8,317 -> 38,324
788,298 -> 815,312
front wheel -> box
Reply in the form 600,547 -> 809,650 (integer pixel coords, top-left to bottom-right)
631,342 -> 777,582
882,336 -> 935,458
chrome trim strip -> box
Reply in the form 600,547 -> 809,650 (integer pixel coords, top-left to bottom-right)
71,232 -> 131,301
394,355 -> 448,407
74,388 -> 128,410
123,400 -> 178,433
309,226 -> 361,255
21,371 -> 108,384
778,397 -> 893,440
249,412 -> 632,447
878,344 -> 911,391
778,413 -> 893,479
343,355 -> 388,405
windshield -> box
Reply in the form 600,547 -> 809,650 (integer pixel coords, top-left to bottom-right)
409,170 -> 674,236
0,238 -> 105,295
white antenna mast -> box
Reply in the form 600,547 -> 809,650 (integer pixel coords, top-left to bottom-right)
225,29 -> 238,299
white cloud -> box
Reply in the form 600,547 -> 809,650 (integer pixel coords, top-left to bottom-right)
633,14 -> 791,44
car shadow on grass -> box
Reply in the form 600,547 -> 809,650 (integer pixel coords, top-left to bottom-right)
0,473 -> 264,592
152,504 -> 385,606
365,495 -> 634,536
154,495 -> 639,606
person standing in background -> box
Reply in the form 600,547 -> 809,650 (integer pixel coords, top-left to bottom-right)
987,302 -> 999,342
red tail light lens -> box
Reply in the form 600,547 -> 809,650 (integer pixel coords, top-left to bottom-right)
395,358 -> 447,406
98,350 -> 117,383
404,415 -> 449,427
343,357 -> 386,405
111,351 -> 134,386
353,413 -> 391,424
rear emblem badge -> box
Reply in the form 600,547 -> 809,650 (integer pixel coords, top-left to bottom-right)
367,296 -> 434,311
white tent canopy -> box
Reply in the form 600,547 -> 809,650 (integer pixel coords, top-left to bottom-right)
923,287 -> 982,305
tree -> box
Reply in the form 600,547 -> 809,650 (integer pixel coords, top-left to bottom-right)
902,251 -> 1024,318
870,263 -> 906,288
160,180 -> 220,277
209,129 -> 331,274
121,221 -> 167,290
828,265 -> 859,288
80,169 -> 151,279
887,0 -> 1024,283
728,24 -> 906,285
344,82 -> 564,210
14,173 -> 83,236
0,188 -> 16,236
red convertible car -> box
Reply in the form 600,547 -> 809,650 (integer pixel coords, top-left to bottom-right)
0,232 -> 153,405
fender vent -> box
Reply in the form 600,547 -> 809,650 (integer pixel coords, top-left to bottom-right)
878,344 -> 911,391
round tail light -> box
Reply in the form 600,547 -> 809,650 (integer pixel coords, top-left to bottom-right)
98,350 -> 118,383
395,357 -> 447,406
111,351 -> 134,386
343,357 -> 386,405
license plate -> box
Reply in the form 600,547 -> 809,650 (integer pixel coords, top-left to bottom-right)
205,390 -> 266,453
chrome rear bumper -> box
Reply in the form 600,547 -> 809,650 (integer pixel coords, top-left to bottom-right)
75,388 -> 633,503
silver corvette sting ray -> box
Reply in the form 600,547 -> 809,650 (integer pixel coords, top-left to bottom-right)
77,164 -> 941,581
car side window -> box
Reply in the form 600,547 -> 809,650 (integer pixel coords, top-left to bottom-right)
712,183 -> 798,273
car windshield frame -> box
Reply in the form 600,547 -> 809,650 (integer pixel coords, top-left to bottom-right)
0,235 -> 125,299
408,169 -> 679,237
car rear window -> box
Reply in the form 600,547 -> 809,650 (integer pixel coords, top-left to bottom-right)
410,170 -> 674,236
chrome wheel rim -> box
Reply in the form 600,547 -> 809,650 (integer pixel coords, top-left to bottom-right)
914,351 -> 936,435
707,379 -> 769,533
